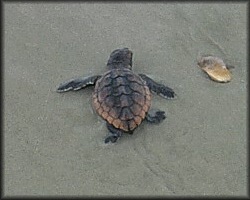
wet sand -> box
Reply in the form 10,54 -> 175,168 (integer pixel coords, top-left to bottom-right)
4,2 -> 247,197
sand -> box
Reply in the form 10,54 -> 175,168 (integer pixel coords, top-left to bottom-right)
4,2 -> 247,197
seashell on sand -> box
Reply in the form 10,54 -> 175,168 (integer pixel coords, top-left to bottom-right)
197,56 -> 232,83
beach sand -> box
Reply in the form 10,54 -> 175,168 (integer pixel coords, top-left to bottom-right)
4,2 -> 247,196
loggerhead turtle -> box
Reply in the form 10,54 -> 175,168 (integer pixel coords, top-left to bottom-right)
57,48 -> 175,143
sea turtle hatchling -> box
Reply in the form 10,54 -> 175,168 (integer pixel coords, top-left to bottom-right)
57,48 -> 175,143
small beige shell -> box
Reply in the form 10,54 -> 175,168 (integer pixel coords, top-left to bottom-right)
197,56 -> 232,83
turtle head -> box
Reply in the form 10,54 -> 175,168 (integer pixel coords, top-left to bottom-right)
107,48 -> 133,69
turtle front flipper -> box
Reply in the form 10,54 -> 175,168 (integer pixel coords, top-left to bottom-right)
57,75 -> 101,92
139,74 -> 175,99
105,123 -> 124,143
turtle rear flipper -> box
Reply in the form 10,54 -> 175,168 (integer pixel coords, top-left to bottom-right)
57,75 -> 101,92
105,123 -> 124,143
146,110 -> 166,124
139,74 -> 175,99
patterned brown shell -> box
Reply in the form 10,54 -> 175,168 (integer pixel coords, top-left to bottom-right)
92,68 -> 151,132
